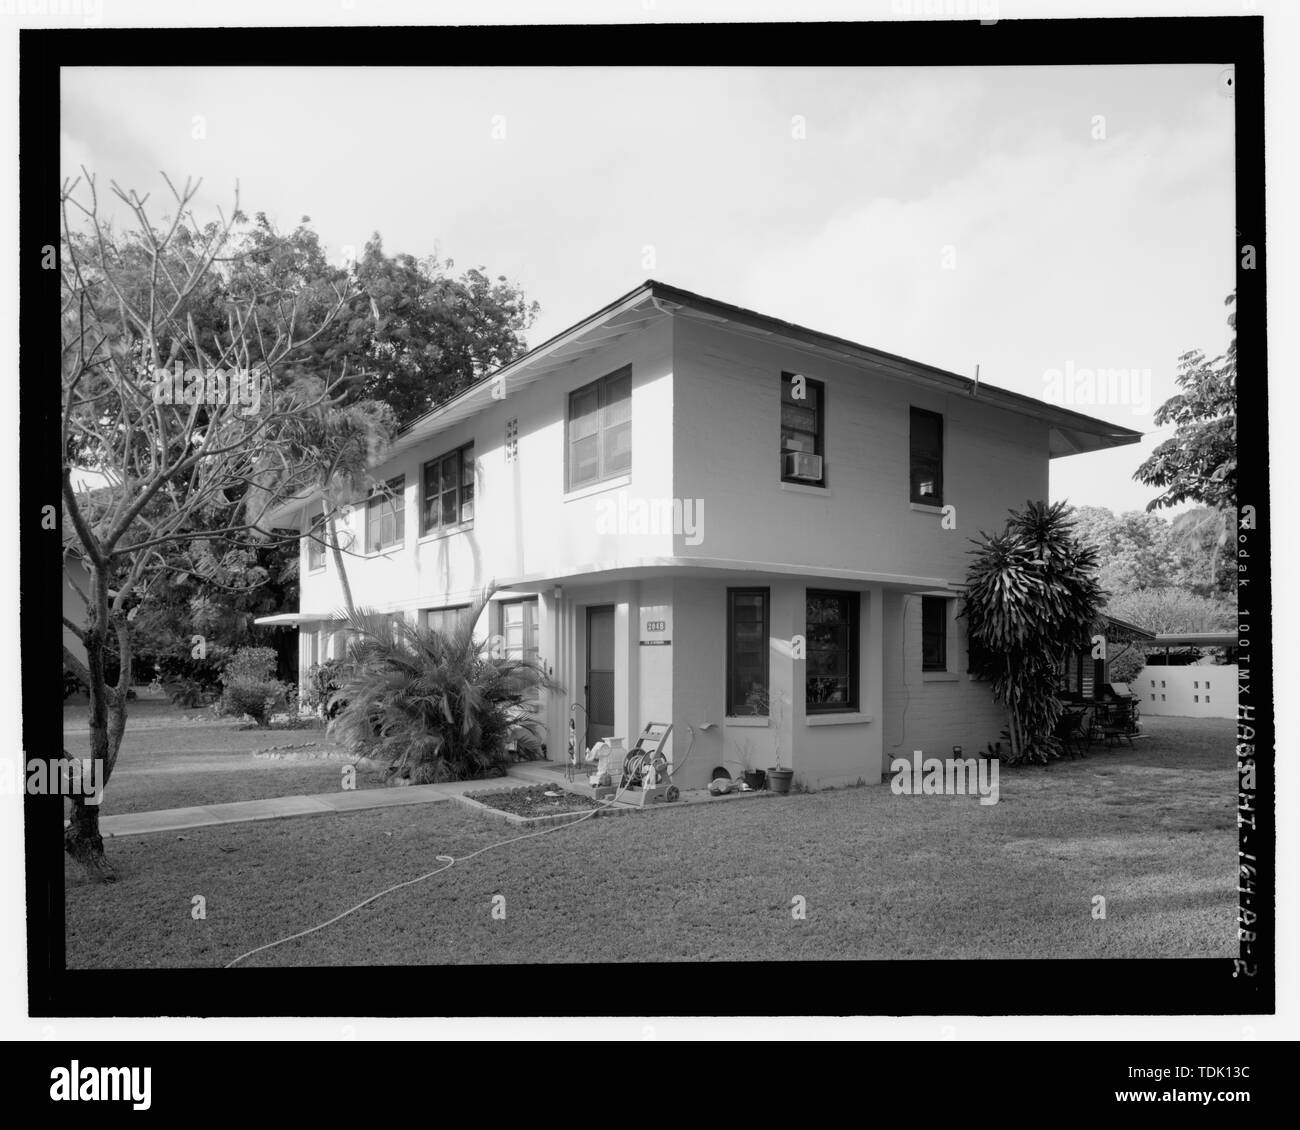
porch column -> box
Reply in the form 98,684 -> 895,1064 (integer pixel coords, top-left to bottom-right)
864,585 -> 885,780
613,580 -> 640,745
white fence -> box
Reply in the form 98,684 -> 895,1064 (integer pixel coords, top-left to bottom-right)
1134,664 -> 1237,719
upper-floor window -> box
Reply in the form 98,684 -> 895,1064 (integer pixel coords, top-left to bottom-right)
365,476 -> 405,554
305,512 -> 326,572
909,407 -> 944,505
921,595 -> 950,672
567,366 -> 632,490
421,443 -> 474,536
806,589 -> 859,713
781,372 -> 825,485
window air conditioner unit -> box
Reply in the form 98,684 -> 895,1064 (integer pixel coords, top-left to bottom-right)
784,452 -> 823,482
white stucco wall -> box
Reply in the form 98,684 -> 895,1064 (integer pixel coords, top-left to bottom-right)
287,308 -> 1061,786
670,316 -> 1050,583
1135,664 -> 1237,719
296,315 -> 675,620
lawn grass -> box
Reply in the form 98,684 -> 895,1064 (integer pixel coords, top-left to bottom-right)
63,715 -> 1237,968
62,699 -> 386,815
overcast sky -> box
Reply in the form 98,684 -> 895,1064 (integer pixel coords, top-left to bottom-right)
61,63 -> 1235,515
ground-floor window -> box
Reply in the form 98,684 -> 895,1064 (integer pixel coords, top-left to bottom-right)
806,589 -> 859,713
726,588 -> 770,715
498,597 -> 539,662
1059,647 -> 1103,698
421,605 -> 470,636
921,595 -> 950,672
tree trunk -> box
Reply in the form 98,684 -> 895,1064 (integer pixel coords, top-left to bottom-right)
64,788 -> 115,882
65,562 -> 129,882
1005,657 -> 1022,761
327,512 -> 357,620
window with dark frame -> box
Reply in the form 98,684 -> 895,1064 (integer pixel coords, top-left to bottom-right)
726,588 -> 770,716
909,407 -> 944,505
567,366 -> 632,490
806,589 -> 859,713
421,443 -> 475,535
780,372 -> 825,484
365,476 -> 405,554
921,595 -> 948,672
306,512 -> 326,571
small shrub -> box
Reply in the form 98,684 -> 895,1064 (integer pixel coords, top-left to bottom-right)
305,658 -> 352,718
63,663 -> 87,700
163,677 -> 208,708
222,646 -> 280,685
219,678 -> 287,726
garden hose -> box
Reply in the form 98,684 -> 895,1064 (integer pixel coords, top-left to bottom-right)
223,744 -> 656,969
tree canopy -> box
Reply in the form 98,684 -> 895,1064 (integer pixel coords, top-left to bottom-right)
1134,290 -> 1236,512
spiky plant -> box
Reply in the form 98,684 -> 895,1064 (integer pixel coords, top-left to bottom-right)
961,500 -> 1104,764
327,593 -> 557,783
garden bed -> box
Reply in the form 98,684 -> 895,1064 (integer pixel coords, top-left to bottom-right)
469,782 -> 598,817
236,716 -> 326,732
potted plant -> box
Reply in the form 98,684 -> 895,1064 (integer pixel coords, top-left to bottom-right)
748,688 -> 794,794
736,738 -> 766,792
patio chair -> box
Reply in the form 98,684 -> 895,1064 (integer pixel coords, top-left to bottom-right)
1055,704 -> 1091,759
1096,699 -> 1140,748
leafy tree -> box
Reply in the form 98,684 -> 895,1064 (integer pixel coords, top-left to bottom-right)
60,173 -> 364,879
1133,291 -> 1236,590
1071,503 -> 1235,601
1104,586 -> 1234,635
962,501 -> 1105,764
1134,289 -> 1236,510
1070,506 -> 1182,594
1168,507 -> 1236,598
322,238 -> 538,426
280,397 -> 399,620
126,533 -> 301,690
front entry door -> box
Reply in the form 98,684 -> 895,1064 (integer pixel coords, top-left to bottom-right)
585,605 -> 616,744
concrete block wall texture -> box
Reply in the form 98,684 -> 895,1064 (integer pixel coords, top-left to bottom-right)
881,591 -> 1010,774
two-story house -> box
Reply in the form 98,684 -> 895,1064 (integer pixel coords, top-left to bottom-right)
260,281 -> 1141,790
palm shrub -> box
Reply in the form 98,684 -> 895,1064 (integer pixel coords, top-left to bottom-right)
962,500 -> 1104,764
327,597 -> 558,783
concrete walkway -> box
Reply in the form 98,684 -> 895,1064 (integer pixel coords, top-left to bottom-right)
95,770 -> 534,838
93,760 -> 765,838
